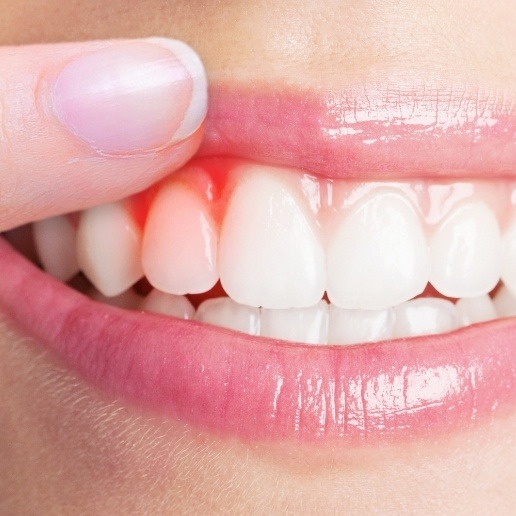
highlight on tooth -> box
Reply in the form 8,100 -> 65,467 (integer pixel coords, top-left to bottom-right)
21,158 -> 516,346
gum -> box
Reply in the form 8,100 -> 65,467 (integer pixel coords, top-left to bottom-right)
127,157 -> 515,236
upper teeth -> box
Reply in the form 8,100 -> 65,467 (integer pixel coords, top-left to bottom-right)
142,181 -> 219,295
30,159 -> 516,344
218,168 -> 326,309
326,189 -> 430,309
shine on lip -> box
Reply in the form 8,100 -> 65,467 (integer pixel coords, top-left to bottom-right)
200,83 -> 515,178
2,84 -> 516,444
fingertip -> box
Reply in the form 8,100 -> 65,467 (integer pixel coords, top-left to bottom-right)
51,38 -> 208,155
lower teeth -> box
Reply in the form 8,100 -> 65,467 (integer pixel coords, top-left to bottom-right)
88,283 -> 508,346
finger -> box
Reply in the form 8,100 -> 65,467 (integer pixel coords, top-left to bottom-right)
0,38 -> 207,231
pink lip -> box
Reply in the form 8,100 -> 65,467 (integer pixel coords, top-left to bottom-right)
1,238 -> 515,443
2,84 -> 516,445
200,84 -> 516,178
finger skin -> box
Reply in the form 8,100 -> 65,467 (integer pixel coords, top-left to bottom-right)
0,40 -> 206,231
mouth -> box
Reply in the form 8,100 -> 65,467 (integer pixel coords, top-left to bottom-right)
1,82 -> 515,444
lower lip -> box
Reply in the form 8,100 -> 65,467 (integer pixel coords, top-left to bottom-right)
1,237 -> 515,444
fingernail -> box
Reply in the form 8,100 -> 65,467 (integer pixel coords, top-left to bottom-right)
52,38 -> 207,155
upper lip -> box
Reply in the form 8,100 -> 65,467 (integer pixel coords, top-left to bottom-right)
199,83 -> 516,179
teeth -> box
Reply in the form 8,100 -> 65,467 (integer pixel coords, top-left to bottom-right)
33,216 -> 80,281
35,161 -> 509,342
77,202 -> 143,297
394,298 -> 459,338
429,202 -> 501,298
218,167 -> 325,309
140,289 -> 195,319
260,301 -> 329,344
455,295 -> 497,326
328,306 -> 395,345
500,220 -> 516,296
492,285 -> 516,318
327,190 -> 429,310
142,182 -> 218,295
196,297 -> 260,335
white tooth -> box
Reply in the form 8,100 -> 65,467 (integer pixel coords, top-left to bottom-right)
492,285 -> 516,318
327,190 -> 429,310
260,301 -> 329,344
429,202 -> 501,298
219,167 -> 325,309
89,288 -> 142,310
77,202 -> 143,297
394,298 -> 459,338
455,295 -> 497,326
195,297 -> 260,336
33,216 -> 80,281
142,183 -> 218,295
500,220 -> 516,296
140,289 -> 195,319
328,306 -> 395,345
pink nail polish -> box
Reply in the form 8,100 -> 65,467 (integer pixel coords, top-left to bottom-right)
52,38 -> 207,155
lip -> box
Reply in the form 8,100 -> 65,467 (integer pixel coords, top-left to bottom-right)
2,84 -> 516,445
200,83 -> 516,178
1,237 -> 515,443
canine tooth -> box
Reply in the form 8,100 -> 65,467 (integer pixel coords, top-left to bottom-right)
455,295 -> 497,326
328,306 -> 395,345
33,216 -> 79,281
260,301 -> 329,344
140,289 -> 195,319
142,183 -> 218,295
394,298 -> 459,338
501,221 -> 516,296
219,167 -> 325,309
327,191 -> 429,310
89,288 -> 142,309
430,202 -> 501,298
77,202 -> 143,297
492,285 -> 516,318
195,297 -> 260,335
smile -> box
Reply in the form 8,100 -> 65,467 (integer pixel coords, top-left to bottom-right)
2,82 -> 515,444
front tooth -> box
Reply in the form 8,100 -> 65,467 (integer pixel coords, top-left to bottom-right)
77,202 -> 143,297
327,190 -> 429,310
140,289 -> 195,319
33,215 -> 80,281
328,306 -> 395,345
429,202 -> 501,298
195,297 -> 260,336
260,301 -> 329,344
455,295 -> 497,326
500,220 -> 516,296
394,298 -> 459,338
492,285 -> 516,318
218,167 -> 325,309
142,182 -> 218,295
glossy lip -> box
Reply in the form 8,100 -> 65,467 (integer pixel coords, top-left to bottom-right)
200,83 -> 516,178
2,84 -> 516,444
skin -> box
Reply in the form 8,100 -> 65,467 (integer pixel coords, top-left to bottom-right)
0,1 -> 515,513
